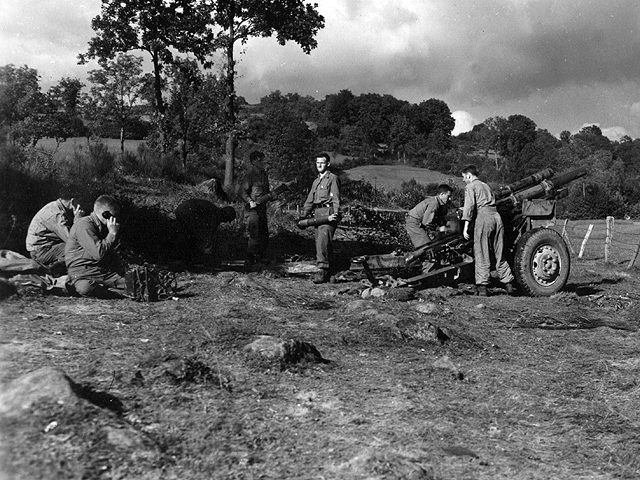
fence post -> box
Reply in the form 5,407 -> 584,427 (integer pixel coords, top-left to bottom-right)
604,216 -> 614,263
628,237 -> 640,269
578,224 -> 594,259
561,219 -> 575,255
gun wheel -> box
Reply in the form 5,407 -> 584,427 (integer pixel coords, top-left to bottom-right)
513,227 -> 570,297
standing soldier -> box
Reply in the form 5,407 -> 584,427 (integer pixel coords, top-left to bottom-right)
239,151 -> 272,266
301,153 -> 341,284
461,165 -> 515,296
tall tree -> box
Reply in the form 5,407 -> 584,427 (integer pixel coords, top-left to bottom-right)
0,64 -> 44,144
208,0 -> 324,190
79,0 -> 213,117
87,54 -> 145,154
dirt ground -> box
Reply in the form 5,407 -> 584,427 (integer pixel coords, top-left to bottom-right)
1,254 -> 639,480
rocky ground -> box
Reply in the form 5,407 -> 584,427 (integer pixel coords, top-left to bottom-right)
1,256 -> 639,480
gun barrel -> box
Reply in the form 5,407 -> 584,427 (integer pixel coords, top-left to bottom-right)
496,167 -> 587,208
494,168 -> 555,199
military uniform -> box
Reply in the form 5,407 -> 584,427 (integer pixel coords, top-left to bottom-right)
462,179 -> 514,287
240,165 -> 271,264
65,212 -> 125,298
302,171 -> 341,271
405,196 -> 449,248
26,198 -> 77,271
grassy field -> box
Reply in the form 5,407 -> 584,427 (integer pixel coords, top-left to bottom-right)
35,138 -> 145,159
344,164 -> 464,191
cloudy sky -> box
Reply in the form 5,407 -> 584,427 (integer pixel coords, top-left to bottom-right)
2,0 -> 640,139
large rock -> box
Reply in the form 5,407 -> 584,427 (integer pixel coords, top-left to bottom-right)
244,335 -> 328,364
0,367 -> 79,417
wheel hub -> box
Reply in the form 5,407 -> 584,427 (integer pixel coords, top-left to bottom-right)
532,245 -> 561,285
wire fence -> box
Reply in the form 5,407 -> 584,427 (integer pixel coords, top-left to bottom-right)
553,217 -> 640,268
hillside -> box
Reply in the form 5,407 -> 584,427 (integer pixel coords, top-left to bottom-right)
344,164 -> 464,191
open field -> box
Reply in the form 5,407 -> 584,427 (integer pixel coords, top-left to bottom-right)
344,165 -> 464,191
35,138 -> 145,159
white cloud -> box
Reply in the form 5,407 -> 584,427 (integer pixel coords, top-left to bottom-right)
601,126 -> 629,141
451,111 -> 476,136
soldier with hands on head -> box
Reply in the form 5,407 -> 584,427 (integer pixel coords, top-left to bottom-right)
26,197 -> 85,274
65,195 -> 126,298
461,165 -> 515,296
301,153 -> 341,284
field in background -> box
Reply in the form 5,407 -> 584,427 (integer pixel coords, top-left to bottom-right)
343,164 -> 464,191
35,138 -> 144,159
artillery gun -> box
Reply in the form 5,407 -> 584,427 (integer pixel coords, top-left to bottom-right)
350,167 -> 586,296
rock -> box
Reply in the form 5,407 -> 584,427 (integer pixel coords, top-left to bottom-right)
370,287 -> 386,298
345,299 -> 370,312
475,303 -> 486,309
244,335 -> 328,364
414,302 -> 437,314
385,287 -> 416,302
333,448 -> 434,480
434,355 -> 464,380
396,318 -> 449,344
361,288 -> 372,299
0,367 -> 79,417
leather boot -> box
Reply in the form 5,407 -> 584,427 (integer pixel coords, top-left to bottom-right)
504,282 -> 516,295
313,268 -> 330,284
476,285 -> 488,297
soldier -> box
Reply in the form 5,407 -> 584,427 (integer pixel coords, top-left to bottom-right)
301,153 -> 341,284
405,184 -> 453,249
174,199 -> 236,264
461,165 -> 515,296
25,197 -> 85,275
239,151 -> 272,266
65,195 -> 126,298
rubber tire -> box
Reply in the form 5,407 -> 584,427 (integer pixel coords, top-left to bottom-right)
513,227 -> 570,297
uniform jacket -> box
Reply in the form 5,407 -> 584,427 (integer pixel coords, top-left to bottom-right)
65,212 -> 121,278
302,171 -> 341,216
26,199 -> 75,251
240,165 -> 270,205
462,179 -> 496,221
406,196 -> 448,229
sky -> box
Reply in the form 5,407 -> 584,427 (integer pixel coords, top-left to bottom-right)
2,0 -> 640,140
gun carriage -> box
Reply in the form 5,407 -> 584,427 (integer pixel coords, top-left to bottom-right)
350,167 -> 587,296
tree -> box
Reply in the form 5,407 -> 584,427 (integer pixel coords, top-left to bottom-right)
80,0 -> 214,117
0,64 -> 44,144
165,58 -> 227,168
255,91 -> 317,182
207,0 -> 324,190
87,54 -> 146,154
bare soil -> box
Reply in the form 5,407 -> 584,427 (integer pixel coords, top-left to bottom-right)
2,256 -> 640,479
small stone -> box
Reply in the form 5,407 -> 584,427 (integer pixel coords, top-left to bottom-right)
361,288 -> 372,299
370,287 -> 386,298
414,302 -> 437,314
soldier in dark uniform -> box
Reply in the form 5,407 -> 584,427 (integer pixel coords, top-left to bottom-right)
239,151 -> 274,266
301,153 -> 341,284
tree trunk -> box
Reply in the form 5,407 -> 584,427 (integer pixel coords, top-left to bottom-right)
223,15 -> 236,193
120,126 -> 125,155
152,50 -> 167,154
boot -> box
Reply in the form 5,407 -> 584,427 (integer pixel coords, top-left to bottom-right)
504,282 -> 516,295
476,285 -> 488,297
313,268 -> 330,284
